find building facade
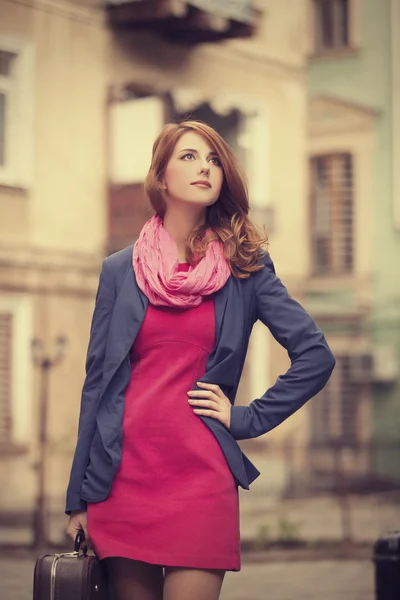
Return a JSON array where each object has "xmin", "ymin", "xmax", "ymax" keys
[
  {"xmin": 305, "ymin": 0, "xmax": 400, "ymax": 492},
  {"xmin": 0, "ymin": 0, "xmax": 318, "ymax": 542},
  {"xmin": 0, "ymin": 0, "xmax": 109, "ymax": 542}
]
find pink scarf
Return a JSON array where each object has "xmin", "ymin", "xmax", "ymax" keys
[{"xmin": 132, "ymin": 214, "xmax": 231, "ymax": 307}]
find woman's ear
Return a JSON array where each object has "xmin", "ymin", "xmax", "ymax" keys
[{"xmin": 159, "ymin": 180, "xmax": 167, "ymax": 191}]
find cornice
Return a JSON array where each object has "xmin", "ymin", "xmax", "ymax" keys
[
  {"xmin": 0, "ymin": 248, "xmax": 101, "ymax": 296},
  {"xmin": 0, "ymin": 243, "xmax": 103, "ymax": 272},
  {"xmin": 203, "ymin": 43, "xmax": 306, "ymax": 82},
  {"xmin": 5, "ymin": 0, "xmax": 106, "ymax": 27}
]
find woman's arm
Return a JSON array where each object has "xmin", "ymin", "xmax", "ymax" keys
[
  {"xmin": 229, "ymin": 254, "xmax": 336, "ymax": 441},
  {"xmin": 65, "ymin": 257, "xmax": 116, "ymax": 514}
]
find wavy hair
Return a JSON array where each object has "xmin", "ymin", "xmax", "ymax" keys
[{"xmin": 144, "ymin": 120, "xmax": 269, "ymax": 278}]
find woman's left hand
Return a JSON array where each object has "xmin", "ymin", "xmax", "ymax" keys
[{"xmin": 187, "ymin": 382, "xmax": 231, "ymax": 430}]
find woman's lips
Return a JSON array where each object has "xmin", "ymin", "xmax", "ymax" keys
[{"xmin": 191, "ymin": 182, "xmax": 211, "ymax": 188}]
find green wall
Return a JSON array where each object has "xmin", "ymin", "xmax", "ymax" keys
[{"xmin": 308, "ymin": 0, "xmax": 400, "ymax": 449}]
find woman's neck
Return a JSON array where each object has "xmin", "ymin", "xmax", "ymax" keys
[{"xmin": 162, "ymin": 207, "xmax": 206, "ymax": 262}]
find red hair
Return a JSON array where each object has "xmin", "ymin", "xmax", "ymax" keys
[{"xmin": 144, "ymin": 120, "xmax": 269, "ymax": 278}]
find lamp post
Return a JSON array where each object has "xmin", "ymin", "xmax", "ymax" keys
[{"xmin": 31, "ymin": 335, "xmax": 68, "ymax": 549}]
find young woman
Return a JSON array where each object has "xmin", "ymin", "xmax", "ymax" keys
[{"xmin": 66, "ymin": 120, "xmax": 336, "ymax": 600}]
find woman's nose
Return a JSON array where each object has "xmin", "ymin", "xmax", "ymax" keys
[{"xmin": 199, "ymin": 164, "xmax": 210, "ymax": 176}]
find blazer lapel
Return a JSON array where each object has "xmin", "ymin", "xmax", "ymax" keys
[
  {"xmin": 100, "ymin": 264, "xmax": 148, "ymax": 397},
  {"xmin": 197, "ymin": 275, "xmax": 234, "ymax": 389},
  {"xmin": 213, "ymin": 274, "xmax": 231, "ymax": 348}
]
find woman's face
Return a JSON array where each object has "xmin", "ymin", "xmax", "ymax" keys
[{"xmin": 161, "ymin": 131, "xmax": 224, "ymax": 208}]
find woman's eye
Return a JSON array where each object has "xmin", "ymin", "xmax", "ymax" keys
[{"xmin": 181, "ymin": 153, "xmax": 221, "ymax": 166}]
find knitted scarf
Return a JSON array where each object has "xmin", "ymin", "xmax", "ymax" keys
[{"xmin": 132, "ymin": 214, "xmax": 231, "ymax": 307}]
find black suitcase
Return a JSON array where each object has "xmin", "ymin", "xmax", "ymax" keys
[
  {"xmin": 33, "ymin": 530, "xmax": 110, "ymax": 600},
  {"xmin": 373, "ymin": 530, "xmax": 400, "ymax": 600}
]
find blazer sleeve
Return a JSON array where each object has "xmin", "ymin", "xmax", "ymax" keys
[
  {"xmin": 229, "ymin": 254, "xmax": 336, "ymax": 441},
  {"xmin": 65, "ymin": 257, "xmax": 116, "ymax": 514}
]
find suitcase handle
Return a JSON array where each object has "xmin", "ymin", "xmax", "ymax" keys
[{"xmin": 74, "ymin": 528, "xmax": 86, "ymax": 554}]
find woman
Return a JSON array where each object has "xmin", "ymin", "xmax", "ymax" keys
[{"xmin": 66, "ymin": 120, "xmax": 336, "ymax": 600}]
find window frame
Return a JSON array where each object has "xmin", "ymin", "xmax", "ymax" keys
[
  {"xmin": 0, "ymin": 50, "xmax": 16, "ymax": 177},
  {"xmin": 0, "ymin": 295, "xmax": 33, "ymax": 453},
  {"xmin": 0, "ymin": 36, "xmax": 34, "ymax": 189},
  {"xmin": 309, "ymin": 152, "xmax": 354, "ymax": 276},
  {"xmin": 0, "ymin": 312, "xmax": 13, "ymax": 445},
  {"xmin": 310, "ymin": 0, "xmax": 360, "ymax": 59},
  {"xmin": 310, "ymin": 354, "xmax": 367, "ymax": 447}
]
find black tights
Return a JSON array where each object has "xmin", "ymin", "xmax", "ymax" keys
[{"xmin": 104, "ymin": 557, "xmax": 225, "ymax": 600}]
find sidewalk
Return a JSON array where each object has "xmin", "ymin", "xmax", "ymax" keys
[
  {"xmin": 239, "ymin": 490, "xmax": 400, "ymax": 542},
  {"xmin": 1, "ymin": 490, "xmax": 399, "ymax": 548},
  {"xmin": 1, "ymin": 554, "xmax": 374, "ymax": 600},
  {"xmin": 0, "ymin": 490, "xmax": 393, "ymax": 600}
]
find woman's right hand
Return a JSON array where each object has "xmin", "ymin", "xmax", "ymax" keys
[{"xmin": 66, "ymin": 510, "xmax": 90, "ymax": 548}]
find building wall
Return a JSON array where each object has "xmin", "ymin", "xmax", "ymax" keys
[
  {"xmin": 372, "ymin": 0, "xmax": 400, "ymax": 446},
  {"xmin": 108, "ymin": 1, "xmax": 312, "ymax": 461},
  {"xmin": 0, "ymin": 0, "xmax": 108, "ymax": 253},
  {"xmin": 108, "ymin": 0, "xmax": 310, "ymax": 276},
  {"xmin": 308, "ymin": 0, "xmax": 400, "ymax": 449},
  {"xmin": 0, "ymin": 0, "xmax": 108, "ymax": 534},
  {"xmin": 0, "ymin": 0, "xmax": 315, "ymax": 531}
]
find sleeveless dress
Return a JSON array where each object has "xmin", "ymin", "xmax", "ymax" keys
[{"xmin": 87, "ymin": 263, "xmax": 241, "ymax": 572}]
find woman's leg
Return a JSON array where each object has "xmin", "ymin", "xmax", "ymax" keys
[
  {"xmin": 104, "ymin": 557, "xmax": 164, "ymax": 600},
  {"xmin": 163, "ymin": 566, "xmax": 226, "ymax": 600}
]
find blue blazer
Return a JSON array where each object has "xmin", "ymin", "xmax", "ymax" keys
[{"xmin": 65, "ymin": 245, "xmax": 336, "ymax": 514}]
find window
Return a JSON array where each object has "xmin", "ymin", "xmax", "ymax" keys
[
  {"xmin": 311, "ymin": 355, "xmax": 364, "ymax": 445},
  {"xmin": 310, "ymin": 153, "xmax": 353, "ymax": 274},
  {"xmin": 0, "ymin": 297, "xmax": 33, "ymax": 451},
  {"xmin": 0, "ymin": 50, "xmax": 17, "ymax": 169},
  {"xmin": 314, "ymin": 0, "xmax": 350, "ymax": 53},
  {"xmin": 0, "ymin": 90, "xmax": 5, "ymax": 166},
  {"xmin": 108, "ymin": 92, "xmax": 165, "ymax": 252},
  {"xmin": 0, "ymin": 38, "xmax": 34, "ymax": 188},
  {"xmin": 0, "ymin": 313, "xmax": 13, "ymax": 445}
]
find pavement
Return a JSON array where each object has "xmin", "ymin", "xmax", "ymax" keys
[
  {"xmin": 238, "ymin": 490, "xmax": 400, "ymax": 543},
  {"xmin": 1, "ymin": 490, "xmax": 392, "ymax": 600},
  {"xmin": 3, "ymin": 491, "xmax": 399, "ymax": 549},
  {"xmin": 1, "ymin": 554, "xmax": 374, "ymax": 600}
]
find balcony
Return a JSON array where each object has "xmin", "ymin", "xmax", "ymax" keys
[{"xmin": 105, "ymin": 0, "xmax": 261, "ymax": 43}]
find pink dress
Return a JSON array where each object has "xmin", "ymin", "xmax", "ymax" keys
[{"xmin": 87, "ymin": 263, "xmax": 241, "ymax": 571}]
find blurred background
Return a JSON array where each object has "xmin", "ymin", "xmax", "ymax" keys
[{"xmin": 0, "ymin": 0, "xmax": 399, "ymax": 598}]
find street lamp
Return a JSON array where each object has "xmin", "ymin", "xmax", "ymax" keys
[{"xmin": 31, "ymin": 335, "xmax": 68, "ymax": 549}]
